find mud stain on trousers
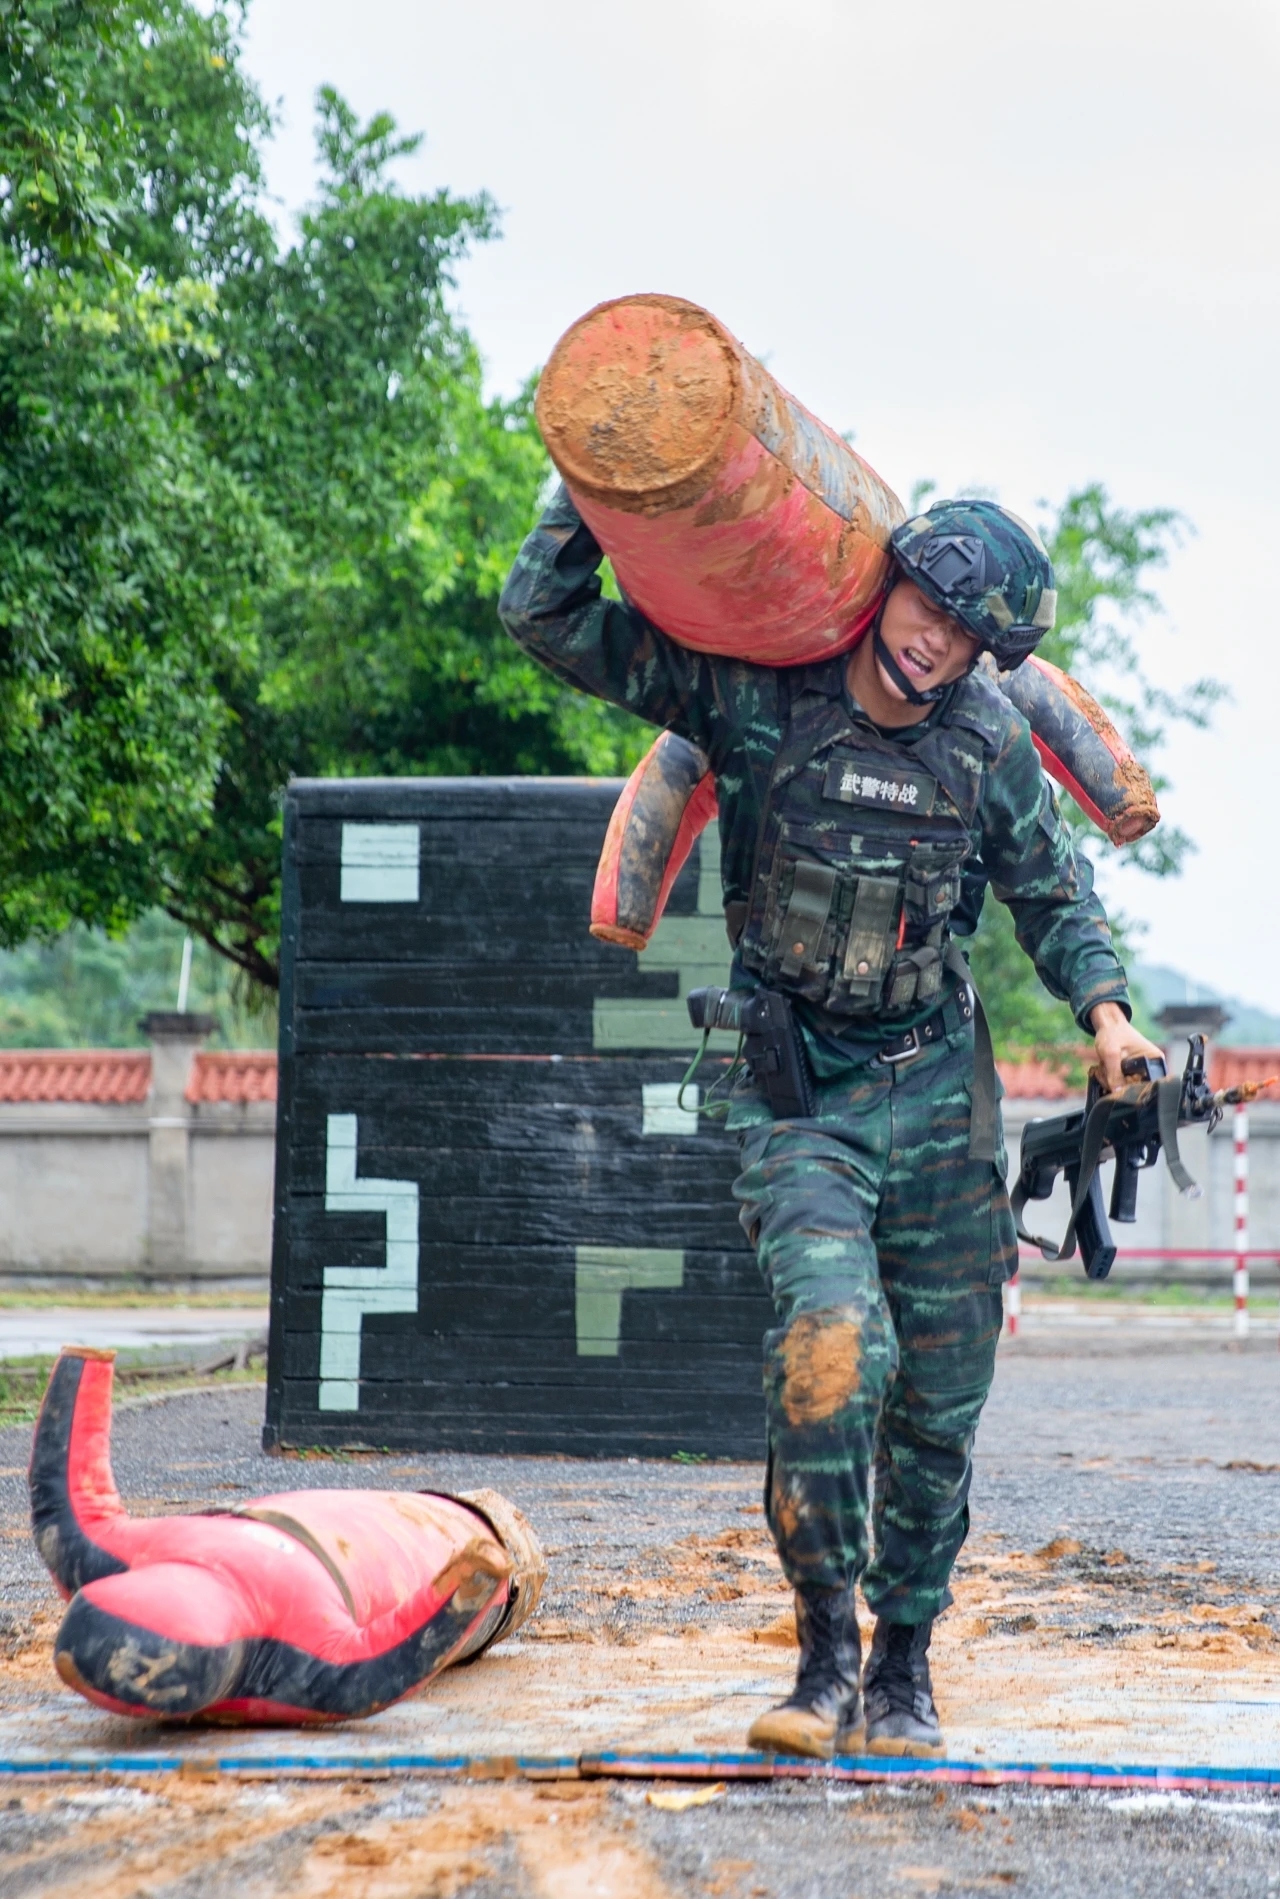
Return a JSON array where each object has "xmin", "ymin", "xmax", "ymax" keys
[{"xmin": 778, "ymin": 1310, "xmax": 862, "ymax": 1428}]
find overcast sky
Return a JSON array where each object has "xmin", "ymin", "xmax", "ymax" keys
[{"xmin": 240, "ymin": 0, "xmax": 1280, "ymax": 1014}]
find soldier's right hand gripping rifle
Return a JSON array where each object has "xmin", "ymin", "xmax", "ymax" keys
[{"xmin": 1012, "ymin": 1036, "xmax": 1276, "ymax": 1280}]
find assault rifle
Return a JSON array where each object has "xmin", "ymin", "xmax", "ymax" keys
[{"xmin": 1012, "ymin": 1035, "xmax": 1273, "ymax": 1281}]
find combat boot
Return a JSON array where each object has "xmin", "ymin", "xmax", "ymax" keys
[
  {"xmin": 747, "ymin": 1585, "xmax": 864, "ymax": 1760},
  {"xmin": 862, "ymin": 1617, "xmax": 946, "ymax": 1758}
]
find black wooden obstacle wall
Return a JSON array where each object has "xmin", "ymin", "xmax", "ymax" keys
[{"xmin": 264, "ymin": 777, "xmax": 771, "ymax": 1457}]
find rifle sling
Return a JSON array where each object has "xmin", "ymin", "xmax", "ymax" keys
[
  {"xmin": 1157, "ymin": 1073, "xmax": 1200, "ymax": 1196},
  {"xmin": 1011, "ymin": 1091, "xmax": 1114, "ymax": 1263},
  {"xmin": 944, "ymin": 942, "xmax": 996, "ymax": 1164}
]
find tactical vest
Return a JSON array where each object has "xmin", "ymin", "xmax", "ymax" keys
[{"xmin": 737, "ymin": 669, "xmax": 1002, "ymax": 1019}]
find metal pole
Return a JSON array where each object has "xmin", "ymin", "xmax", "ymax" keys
[
  {"xmin": 175, "ymin": 936, "xmax": 193, "ymax": 1014},
  {"xmin": 1233, "ymin": 1102, "xmax": 1249, "ymax": 1341}
]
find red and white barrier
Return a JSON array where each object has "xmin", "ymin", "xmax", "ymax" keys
[{"xmin": 1008, "ymin": 1241, "xmax": 1280, "ymax": 1342}]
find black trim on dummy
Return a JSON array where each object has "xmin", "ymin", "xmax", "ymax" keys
[
  {"xmin": 54, "ymin": 1578, "xmax": 501, "ymax": 1722},
  {"xmin": 28, "ymin": 1356, "xmax": 128, "ymax": 1596}
]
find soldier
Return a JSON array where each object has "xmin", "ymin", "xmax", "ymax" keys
[{"xmin": 499, "ymin": 490, "xmax": 1163, "ymax": 1760}]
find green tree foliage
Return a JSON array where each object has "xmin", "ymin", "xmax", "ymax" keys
[
  {"xmin": 1036, "ymin": 485, "xmax": 1222, "ymax": 878},
  {"xmin": 88, "ymin": 0, "xmax": 273, "ymax": 280},
  {"xmin": 0, "ymin": 14, "xmax": 283, "ymax": 971},
  {"xmin": 0, "ymin": 1, "xmax": 1211, "ymax": 1032},
  {"xmin": 0, "ymin": 0, "xmax": 276, "ymax": 954},
  {"xmin": 0, "ymin": 0, "xmax": 132, "ymax": 261},
  {"xmin": 0, "ymin": 269, "xmax": 273, "ymax": 944},
  {"xmin": 0, "ymin": 2, "xmax": 645, "ymax": 995},
  {"xmin": 164, "ymin": 84, "xmax": 642, "ymax": 985},
  {"xmin": 0, "ymin": 911, "xmax": 275, "ymax": 1046}
]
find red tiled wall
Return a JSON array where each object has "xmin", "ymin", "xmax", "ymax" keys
[
  {"xmin": 0, "ymin": 1051, "xmax": 151, "ymax": 1104},
  {"xmin": 187, "ymin": 1052, "xmax": 278, "ymax": 1105},
  {"xmin": 0, "ymin": 1049, "xmax": 278, "ymax": 1106},
  {"xmin": 0, "ymin": 1045, "xmax": 1274, "ymax": 1110}
]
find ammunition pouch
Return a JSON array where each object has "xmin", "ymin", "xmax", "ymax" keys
[{"xmin": 747, "ymin": 836, "xmax": 969, "ymax": 1019}]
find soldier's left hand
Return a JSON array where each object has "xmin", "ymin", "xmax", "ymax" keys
[{"xmin": 1088, "ymin": 1001, "xmax": 1166, "ymax": 1094}]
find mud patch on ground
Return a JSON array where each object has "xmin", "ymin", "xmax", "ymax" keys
[
  {"xmin": 927, "ymin": 1531, "xmax": 1280, "ymax": 1756},
  {"xmin": 0, "ymin": 1778, "xmax": 681, "ymax": 1899},
  {"xmin": 600, "ymin": 1521, "xmax": 789, "ymax": 1617},
  {"xmin": 948, "ymin": 1531, "xmax": 1280, "ymax": 1657},
  {"xmin": 0, "ymin": 1779, "xmax": 397, "ymax": 1899},
  {"xmin": 0, "ymin": 1597, "xmax": 62, "ymax": 1698},
  {"xmin": 3, "ymin": 1519, "xmax": 1277, "ymax": 1759}
]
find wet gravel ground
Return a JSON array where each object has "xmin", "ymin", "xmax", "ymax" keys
[
  {"xmin": 978, "ymin": 1340, "xmax": 1280, "ymax": 1591},
  {"xmin": 3, "ymin": 1339, "xmax": 1277, "ymax": 1616},
  {"xmin": 0, "ymin": 1340, "xmax": 1277, "ymax": 1895},
  {"xmin": 0, "ymin": 1774, "xmax": 1276, "ymax": 1898},
  {"xmin": 635, "ymin": 1779, "xmax": 1280, "ymax": 1899}
]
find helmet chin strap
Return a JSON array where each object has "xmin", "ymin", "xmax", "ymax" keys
[{"xmin": 872, "ymin": 627, "xmax": 950, "ymax": 706}]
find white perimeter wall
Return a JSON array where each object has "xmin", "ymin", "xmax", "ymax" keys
[
  {"xmin": 0, "ymin": 1100, "xmax": 274, "ymax": 1285},
  {"xmin": 0, "ymin": 1088, "xmax": 1275, "ymax": 1289}
]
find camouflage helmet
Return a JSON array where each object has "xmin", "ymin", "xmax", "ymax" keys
[{"xmin": 889, "ymin": 500, "xmax": 1057, "ymax": 671}]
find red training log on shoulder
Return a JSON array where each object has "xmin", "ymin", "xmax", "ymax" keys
[
  {"xmin": 29, "ymin": 1349, "xmax": 546, "ymax": 1724},
  {"xmin": 1000, "ymin": 654, "xmax": 1159, "ymax": 845},
  {"xmin": 537, "ymin": 294, "xmax": 904, "ymax": 668}
]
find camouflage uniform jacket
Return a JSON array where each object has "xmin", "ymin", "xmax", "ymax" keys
[{"xmin": 500, "ymin": 486, "xmax": 1130, "ymax": 1050}]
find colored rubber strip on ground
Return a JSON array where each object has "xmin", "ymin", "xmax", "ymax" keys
[{"xmin": 0, "ymin": 1752, "xmax": 1276, "ymax": 1791}]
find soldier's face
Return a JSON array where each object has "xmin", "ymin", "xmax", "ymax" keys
[{"xmin": 877, "ymin": 581, "xmax": 980, "ymax": 698}]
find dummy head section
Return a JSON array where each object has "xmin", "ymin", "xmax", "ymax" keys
[{"xmin": 29, "ymin": 1349, "xmax": 129, "ymax": 1598}]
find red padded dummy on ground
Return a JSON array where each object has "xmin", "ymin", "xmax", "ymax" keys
[{"xmin": 30, "ymin": 1348, "xmax": 545, "ymax": 1724}]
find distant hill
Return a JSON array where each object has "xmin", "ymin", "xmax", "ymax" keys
[{"xmin": 1132, "ymin": 963, "xmax": 1280, "ymax": 1048}]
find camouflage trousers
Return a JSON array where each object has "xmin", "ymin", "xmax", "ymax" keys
[{"xmin": 729, "ymin": 1022, "xmax": 1016, "ymax": 1623}]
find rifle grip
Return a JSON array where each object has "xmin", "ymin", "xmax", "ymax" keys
[
  {"xmin": 1067, "ymin": 1163, "xmax": 1118, "ymax": 1281},
  {"xmin": 1109, "ymin": 1145, "xmax": 1142, "ymax": 1224}
]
